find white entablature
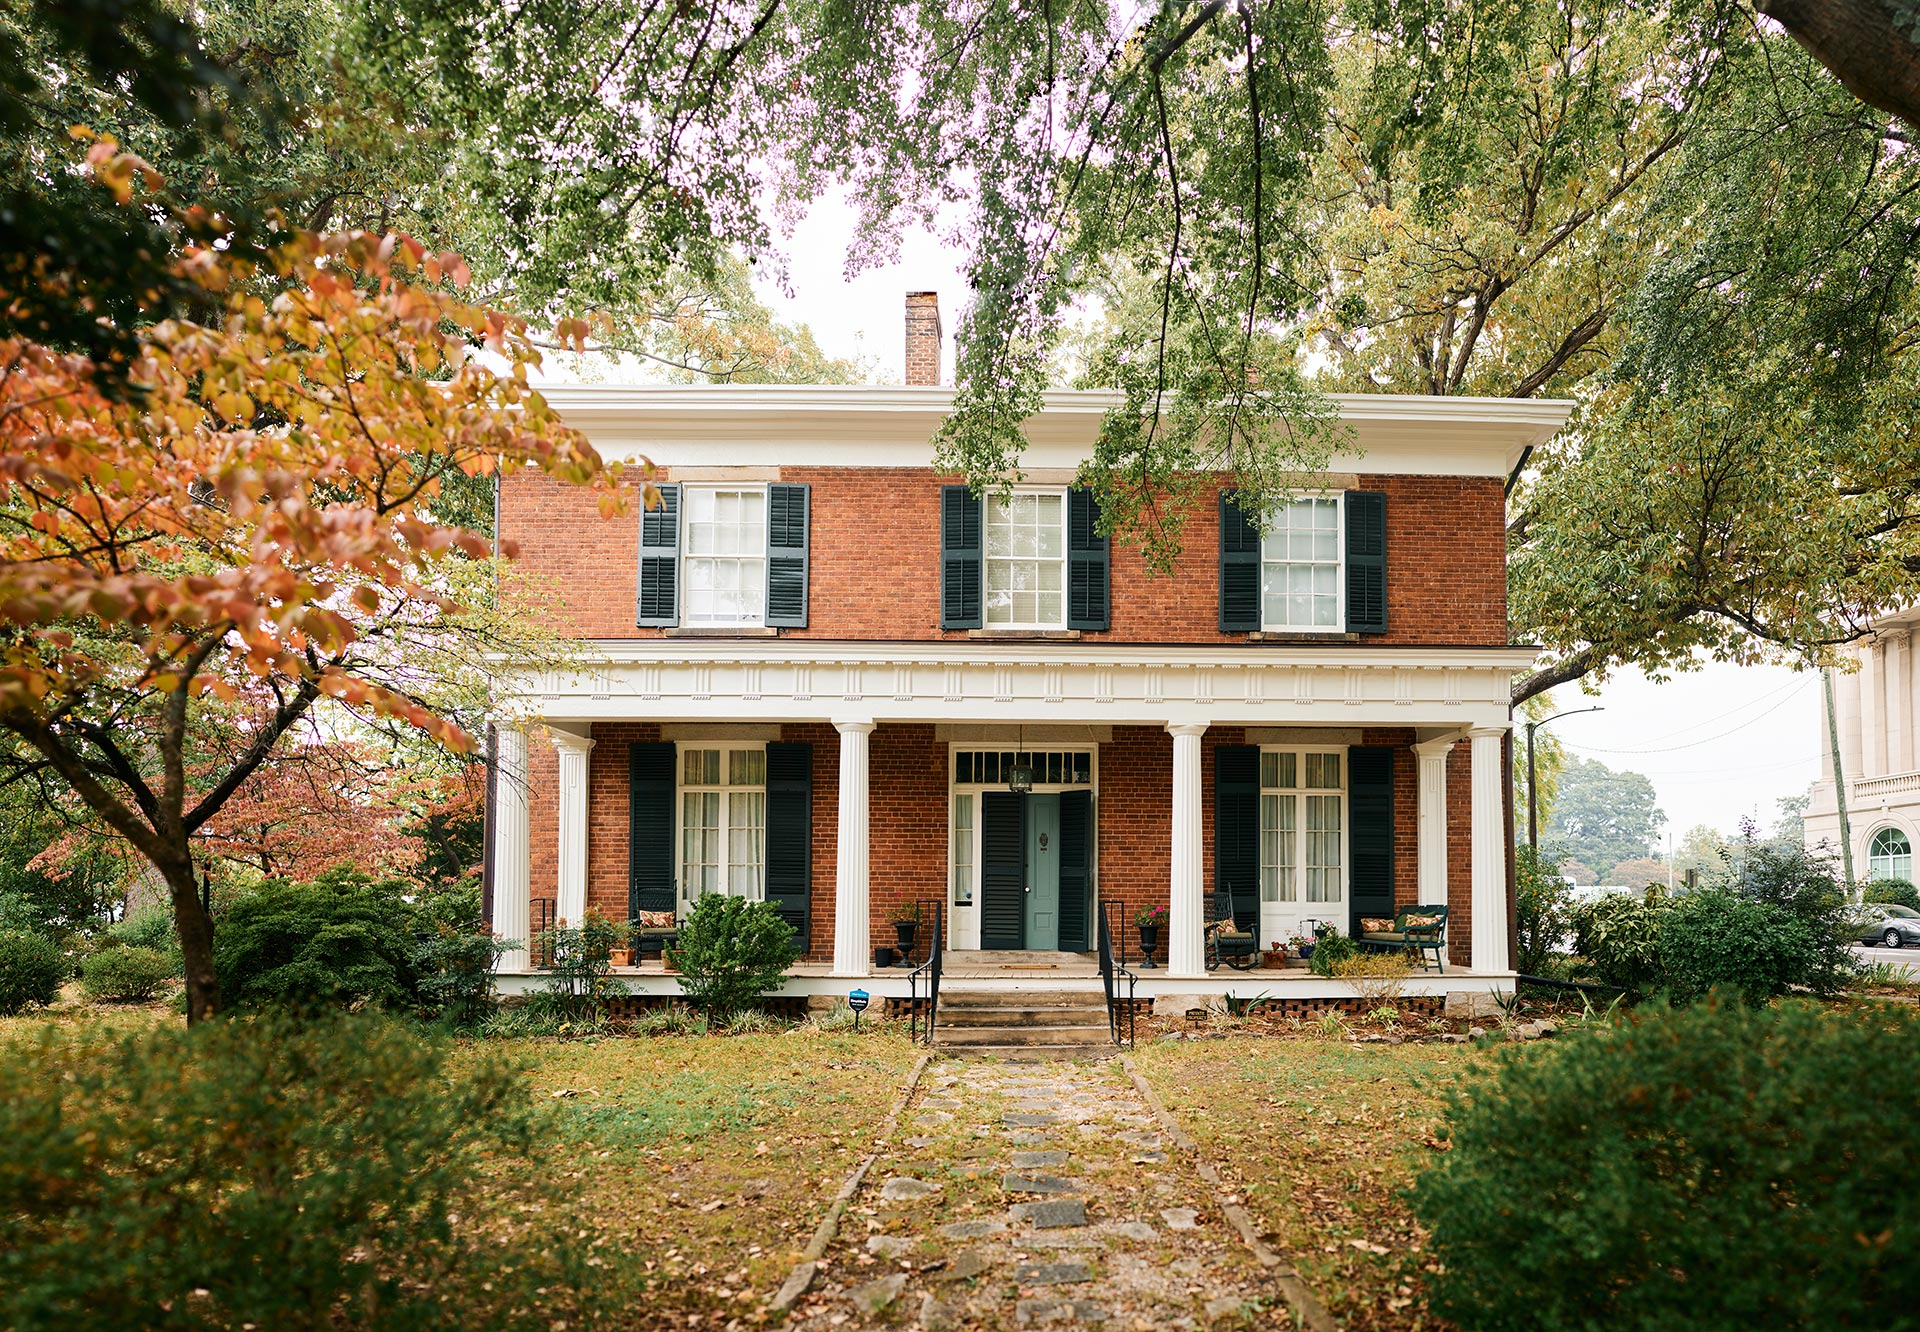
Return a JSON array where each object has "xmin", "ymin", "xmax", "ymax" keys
[{"xmin": 502, "ymin": 640, "xmax": 1530, "ymax": 728}]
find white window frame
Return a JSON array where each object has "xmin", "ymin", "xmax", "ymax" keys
[
  {"xmin": 1257, "ymin": 746, "xmax": 1348, "ymax": 942},
  {"xmin": 675, "ymin": 742, "xmax": 768, "ymax": 907},
  {"xmin": 984, "ymin": 487, "xmax": 1070, "ymax": 630},
  {"xmin": 1259, "ymin": 492, "xmax": 1345, "ymax": 634},
  {"xmin": 946, "ymin": 744, "xmax": 1099, "ymax": 951},
  {"xmin": 681, "ymin": 485, "xmax": 768, "ymax": 628},
  {"xmin": 1869, "ymin": 826, "xmax": 1912, "ymax": 882}
]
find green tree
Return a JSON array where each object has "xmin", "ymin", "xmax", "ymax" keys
[
  {"xmin": 1672, "ymin": 824, "xmax": 1732, "ymax": 881},
  {"xmin": 1545, "ymin": 758, "xmax": 1667, "ymax": 875},
  {"xmin": 1604, "ymin": 857, "xmax": 1672, "ymax": 891}
]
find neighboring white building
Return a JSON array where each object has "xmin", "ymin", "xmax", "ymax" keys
[{"xmin": 1807, "ymin": 610, "xmax": 1920, "ymax": 886}]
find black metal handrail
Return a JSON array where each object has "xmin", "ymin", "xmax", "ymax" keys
[
  {"xmin": 1097, "ymin": 905, "xmax": 1137, "ymax": 1049},
  {"xmin": 908, "ymin": 901, "xmax": 944, "ymax": 1046},
  {"xmin": 1100, "ymin": 897, "xmax": 1130, "ymax": 966}
]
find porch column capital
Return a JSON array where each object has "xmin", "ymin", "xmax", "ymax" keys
[
  {"xmin": 1465, "ymin": 723, "xmax": 1509, "ymax": 740},
  {"xmin": 1165, "ymin": 721, "xmax": 1210, "ymax": 739},
  {"xmin": 833, "ymin": 718, "xmax": 877, "ymax": 736},
  {"xmin": 549, "ymin": 728, "xmax": 596, "ymax": 753},
  {"xmin": 1412, "ymin": 730, "xmax": 1462, "ymax": 758}
]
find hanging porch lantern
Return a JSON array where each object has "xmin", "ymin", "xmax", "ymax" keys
[{"xmin": 1008, "ymin": 725, "xmax": 1033, "ymax": 794}]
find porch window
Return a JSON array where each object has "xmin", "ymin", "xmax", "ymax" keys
[
  {"xmin": 683, "ymin": 487, "xmax": 768, "ymax": 626},
  {"xmin": 678, "ymin": 745, "xmax": 766, "ymax": 900},
  {"xmin": 1259, "ymin": 749, "xmax": 1344, "ymax": 905},
  {"xmin": 1260, "ymin": 495, "xmax": 1343, "ymax": 631},
  {"xmin": 1870, "ymin": 827, "xmax": 1912, "ymax": 882},
  {"xmin": 951, "ymin": 794, "xmax": 975, "ymax": 905},
  {"xmin": 985, "ymin": 490, "xmax": 1067, "ymax": 628}
]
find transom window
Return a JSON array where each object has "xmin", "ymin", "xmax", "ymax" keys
[
  {"xmin": 683, "ymin": 487, "xmax": 766, "ymax": 626},
  {"xmin": 1870, "ymin": 827, "xmax": 1912, "ymax": 882},
  {"xmin": 1261, "ymin": 496, "xmax": 1343, "ymax": 631},
  {"xmin": 678, "ymin": 745, "xmax": 766, "ymax": 902},
  {"xmin": 986, "ymin": 491, "xmax": 1066, "ymax": 628},
  {"xmin": 953, "ymin": 749, "xmax": 1092, "ymax": 786},
  {"xmin": 1259, "ymin": 750, "xmax": 1345, "ymax": 904}
]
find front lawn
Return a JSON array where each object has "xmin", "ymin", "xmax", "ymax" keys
[{"xmin": 1132, "ymin": 1032, "xmax": 1486, "ymax": 1331}]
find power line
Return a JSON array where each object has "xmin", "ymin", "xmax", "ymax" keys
[{"xmin": 1563, "ymin": 678, "xmax": 1813, "ymax": 756}]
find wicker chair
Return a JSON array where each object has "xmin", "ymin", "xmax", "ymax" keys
[{"xmin": 1205, "ymin": 889, "xmax": 1259, "ymax": 971}]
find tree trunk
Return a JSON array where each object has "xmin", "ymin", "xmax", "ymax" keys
[
  {"xmin": 162, "ymin": 855, "xmax": 222, "ymax": 1024},
  {"xmin": 1758, "ymin": 0, "xmax": 1920, "ymax": 127}
]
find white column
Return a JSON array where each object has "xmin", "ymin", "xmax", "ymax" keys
[
  {"xmin": 1468, "ymin": 726, "xmax": 1511, "ymax": 974},
  {"xmin": 1890, "ymin": 629, "xmax": 1912, "ymax": 774},
  {"xmin": 1864, "ymin": 640, "xmax": 1886, "ymax": 778},
  {"xmin": 1413, "ymin": 735, "xmax": 1458, "ymax": 908},
  {"xmin": 832, "ymin": 720, "xmax": 875, "ymax": 977},
  {"xmin": 552, "ymin": 730, "xmax": 595, "ymax": 926},
  {"xmin": 492, "ymin": 725, "xmax": 532, "ymax": 972},
  {"xmin": 1166, "ymin": 722, "xmax": 1209, "ymax": 978}
]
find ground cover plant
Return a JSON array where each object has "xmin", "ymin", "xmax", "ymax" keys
[{"xmin": 1411, "ymin": 999, "xmax": 1920, "ymax": 1332}]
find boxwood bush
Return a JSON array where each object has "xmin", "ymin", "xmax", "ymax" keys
[
  {"xmin": 78, "ymin": 945, "xmax": 171, "ymax": 1003},
  {"xmin": 213, "ymin": 873, "xmax": 420, "ymax": 1012},
  {"xmin": 0, "ymin": 929, "xmax": 65, "ymax": 1016},
  {"xmin": 0, "ymin": 1009, "xmax": 599, "ymax": 1331},
  {"xmin": 1411, "ymin": 1000, "xmax": 1920, "ymax": 1332},
  {"xmin": 673, "ymin": 893, "xmax": 796, "ymax": 1019}
]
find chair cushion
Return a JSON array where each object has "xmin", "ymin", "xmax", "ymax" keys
[
  {"xmin": 1366, "ymin": 930, "xmax": 1413, "ymax": 943},
  {"xmin": 1403, "ymin": 913, "xmax": 1443, "ymax": 930},
  {"xmin": 1361, "ymin": 916, "xmax": 1396, "ymax": 934},
  {"xmin": 635, "ymin": 910, "xmax": 677, "ymax": 930}
]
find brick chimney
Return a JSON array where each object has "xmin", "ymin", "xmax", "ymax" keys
[{"xmin": 904, "ymin": 291, "xmax": 942, "ymax": 386}]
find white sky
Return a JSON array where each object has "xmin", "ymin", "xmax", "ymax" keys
[{"xmin": 749, "ymin": 200, "xmax": 1821, "ymax": 846}]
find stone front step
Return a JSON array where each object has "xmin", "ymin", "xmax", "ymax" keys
[
  {"xmin": 940, "ymin": 1042, "xmax": 1120, "ymax": 1062},
  {"xmin": 938, "ymin": 1004, "xmax": 1109, "ymax": 1028},
  {"xmin": 938, "ymin": 989, "xmax": 1106, "ymax": 1009},
  {"xmin": 933, "ymin": 985, "xmax": 1116, "ymax": 1054},
  {"xmin": 936, "ymin": 1023, "xmax": 1115, "ymax": 1047}
]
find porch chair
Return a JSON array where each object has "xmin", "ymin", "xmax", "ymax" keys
[
  {"xmin": 626, "ymin": 887, "xmax": 680, "ymax": 962},
  {"xmin": 1205, "ymin": 889, "xmax": 1259, "ymax": 971},
  {"xmin": 1357, "ymin": 905, "xmax": 1448, "ymax": 972}
]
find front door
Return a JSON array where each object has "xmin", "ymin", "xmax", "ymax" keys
[{"xmin": 1025, "ymin": 794, "xmax": 1061, "ymax": 950}]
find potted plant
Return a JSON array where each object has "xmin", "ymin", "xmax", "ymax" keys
[
  {"xmin": 662, "ymin": 948, "xmax": 682, "ymax": 974},
  {"xmin": 1261, "ymin": 940, "xmax": 1288, "ymax": 969},
  {"xmin": 1290, "ymin": 932, "xmax": 1315, "ymax": 962},
  {"xmin": 1135, "ymin": 905, "xmax": 1167, "ymax": 969},
  {"xmin": 891, "ymin": 902, "xmax": 922, "ymax": 959},
  {"xmin": 606, "ymin": 918, "xmax": 634, "ymax": 968}
]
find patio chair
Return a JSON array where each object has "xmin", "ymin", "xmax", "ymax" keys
[
  {"xmin": 1357, "ymin": 905, "xmax": 1448, "ymax": 972},
  {"xmin": 1205, "ymin": 889, "xmax": 1259, "ymax": 971}
]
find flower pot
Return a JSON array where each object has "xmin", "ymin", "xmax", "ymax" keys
[
  {"xmin": 1137, "ymin": 923, "xmax": 1160, "ymax": 969},
  {"xmin": 875, "ymin": 945, "xmax": 898, "ymax": 969},
  {"xmin": 1261, "ymin": 951, "xmax": 1287, "ymax": 970},
  {"xmin": 608, "ymin": 948, "xmax": 634, "ymax": 968},
  {"xmin": 893, "ymin": 920, "xmax": 919, "ymax": 952},
  {"xmin": 662, "ymin": 951, "xmax": 680, "ymax": 974},
  {"xmin": 1297, "ymin": 942, "xmax": 1316, "ymax": 961}
]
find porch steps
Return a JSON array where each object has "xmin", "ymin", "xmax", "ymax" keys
[{"xmin": 932, "ymin": 988, "xmax": 1115, "ymax": 1061}]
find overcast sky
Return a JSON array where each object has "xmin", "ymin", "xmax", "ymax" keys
[{"xmin": 745, "ymin": 196, "xmax": 1822, "ymax": 846}]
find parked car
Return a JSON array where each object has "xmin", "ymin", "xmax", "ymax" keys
[{"xmin": 1856, "ymin": 903, "xmax": 1920, "ymax": 949}]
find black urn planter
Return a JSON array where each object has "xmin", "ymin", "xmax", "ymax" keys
[
  {"xmin": 893, "ymin": 920, "xmax": 919, "ymax": 963},
  {"xmin": 1137, "ymin": 922, "xmax": 1160, "ymax": 969}
]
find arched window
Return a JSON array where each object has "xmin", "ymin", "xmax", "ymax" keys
[{"xmin": 1868, "ymin": 827, "xmax": 1912, "ymax": 883}]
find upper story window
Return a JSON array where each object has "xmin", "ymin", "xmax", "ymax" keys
[
  {"xmin": 985, "ymin": 490, "xmax": 1067, "ymax": 629},
  {"xmin": 1261, "ymin": 495, "xmax": 1343, "ymax": 632},
  {"xmin": 684, "ymin": 487, "xmax": 768, "ymax": 626}
]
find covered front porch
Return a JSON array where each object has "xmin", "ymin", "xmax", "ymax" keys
[{"xmin": 488, "ymin": 641, "xmax": 1527, "ymax": 991}]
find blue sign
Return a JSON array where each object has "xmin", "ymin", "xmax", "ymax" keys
[{"xmin": 847, "ymin": 988, "xmax": 870, "ymax": 1012}]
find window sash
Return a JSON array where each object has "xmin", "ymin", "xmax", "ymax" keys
[
  {"xmin": 683, "ymin": 487, "xmax": 767, "ymax": 625},
  {"xmin": 952, "ymin": 793, "xmax": 975, "ymax": 905},
  {"xmin": 1259, "ymin": 495, "xmax": 1342, "ymax": 631},
  {"xmin": 678, "ymin": 745, "xmax": 767, "ymax": 902},
  {"xmin": 1870, "ymin": 829, "xmax": 1912, "ymax": 882},
  {"xmin": 1259, "ymin": 749, "xmax": 1345, "ymax": 906},
  {"xmin": 985, "ymin": 491, "xmax": 1067, "ymax": 628}
]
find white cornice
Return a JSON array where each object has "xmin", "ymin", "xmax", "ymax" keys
[{"xmin": 531, "ymin": 384, "xmax": 1572, "ymax": 479}]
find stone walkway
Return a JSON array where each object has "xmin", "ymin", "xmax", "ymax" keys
[{"xmin": 784, "ymin": 1057, "xmax": 1276, "ymax": 1330}]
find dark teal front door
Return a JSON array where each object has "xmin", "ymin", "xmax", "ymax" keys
[{"xmin": 1024, "ymin": 794, "xmax": 1061, "ymax": 950}]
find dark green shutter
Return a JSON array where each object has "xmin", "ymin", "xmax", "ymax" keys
[
  {"xmin": 981, "ymin": 792, "xmax": 1025, "ymax": 949},
  {"xmin": 1348, "ymin": 746, "xmax": 1395, "ymax": 933},
  {"xmin": 1345, "ymin": 490, "xmax": 1388, "ymax": 634},
  {"xmin": 1215, "ymin": 745, "xmax": 1260, "ymax": 933},
  {"xmin": 1058, "ymin": 789, "xmax": 1091, "ymax": 951},
  {"xmin": 940, "ymin": 485, "xmax": 983, "ymax": 629},
  {"xmin": 765, "ymin": 742, "xmax": 811, "ymax": 955},
  {"xmin": 766, "ymin": 484, "xmax": 809, "ymax": 628},
  {"xmin": 1066, "ymin": 488, "xmax": 1110, "ymax": 631},
  {"xmin": 636, "ymin": 483, "xmax": 680, "ymax": 627},
  {"xmin": 627, "ymin": 742, "xmax": 677, "ymax": 916},
  {"xmin": 1219, "ymin": 491, "xmax": 1261, "ymax": 632}
]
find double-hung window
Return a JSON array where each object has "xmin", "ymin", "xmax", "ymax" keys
[
  {"xmin": 678, "ymin": 745, "xmax": 766, "ymax": 901},
  {"xmin": 985, "ymin": 491, "xmax": 1066, "ymax": 629},
  {"xmin": 1261, "ymin": 495, "xmax": 1343, "ymax": 632},
  {"xmin": 1259, "ymin": 749, "xmax": 1345, "ymax": 906},
  {"xmin": 683, "ymin": 487, "xmax": 768, "ymax": 626}
]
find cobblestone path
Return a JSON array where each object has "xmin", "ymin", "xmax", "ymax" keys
[{"xmin": 784, "ymin": 1057, "xmax": 1277, "ymax": 1330}]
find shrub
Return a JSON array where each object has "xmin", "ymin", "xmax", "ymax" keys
[
  {"xmin": 1870, "ymin": 877, "xmax": 1920, "ymax": 912},
  {"xmin": 0, "ymin": 889, "xmax": 37, "ymax": 935},
  {"xmin": 1515, "ymin": 845, "xmax": 1574, "ymax": 973},
  {"xmin": 1655, "ymin": 891, "xmax": 1820, "ymax": 1005},
  {"xmin": 213, "ymin": 872, "xmax": 419, "ymax": 1012},
  {"xmin": 0, "ymin": 929, "xmax": 65, "ymax": 1015},
  {"xmin": 533, "ymin": 910, "xmax": 627, "ymax": 1022},
  {"xmin": 1307, "ymin": 927, "xmax": 1357, "ymax": 977},
  {"xmin": 673, "ymin": 893, "xmax": 796, "ymax": 1019},
  {"xmin": 1722, "ymin": 836, "xmax": 1856, "ymax": 995},
  {"xmin": 78, "ymin": 946, "xmax": 171, "ymax": 1003},
  {"xmin": 1411, "ymin": 1000, "xmax": 1920, "ymax": 1331},
  {"xmin": 107, "ymin": 905, "xmax": 176, "ymax": 954},
  {"xmin": 0, "ymin": 1009, "xmax": 599, "ymax": 1330},
  {"xmin": 1331, "ymin": 951, "xmax": 1411, "ymax": 1006},
  {"xmin": 1571, "ymin": 889, "xmax": 1669, "ymax": 997}
]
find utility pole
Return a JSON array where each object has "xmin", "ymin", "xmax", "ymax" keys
[
  {"xmin": 1825, "ymin": 667, "xmax": 1857, "ymax": 894},
  {"xmin": 1526, "ymin": 706, "xmax": 1604, "ymax": 853}
]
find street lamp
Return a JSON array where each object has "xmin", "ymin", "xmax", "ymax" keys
[{"xmin": 1525, "ymin": 705, "xmax": 1603, "ymax": 853}]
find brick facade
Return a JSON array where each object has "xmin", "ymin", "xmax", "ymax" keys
[{"xmin": 499, "ymin": 466, "xmax": 1507, "ymax": 647}]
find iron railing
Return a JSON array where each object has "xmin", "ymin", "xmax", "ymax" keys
[
  {"xmin": 1100, "ymin": 897, "xmax": 1130, "ymax": 966},
  {"xmin": 1097, "ymin": 905, "xmax": 1137, "ymax": 1049},
  {"xmin": 908, "ymin": 902, "xmax": 944, "ymax": 1046},
  {"xmin": 530, "ymin": 896, "xmax": 556, "ymax": 968}
]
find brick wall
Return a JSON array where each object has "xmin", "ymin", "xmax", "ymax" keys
[
  {"xmin": 498, "ymin": 466, "xmax": 1508, "ymax": 645},
  {"xmin": 538, "ymin": 721, "xmax": 1478, "ymax": 967}
]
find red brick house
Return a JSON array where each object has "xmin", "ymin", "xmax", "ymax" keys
[{"xmin": 486, "ymin": 296, "xmax": 1567, "ymax": 1001}]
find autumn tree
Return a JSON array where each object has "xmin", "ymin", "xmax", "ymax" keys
[{"xmin": 0, "ymin": 142, "xmax": 625, "ymax": 1021}]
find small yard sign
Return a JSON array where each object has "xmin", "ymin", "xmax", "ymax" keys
[{"xmin": 848, "ymin": 988, "xmax": 870, "ymax": 1031}]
